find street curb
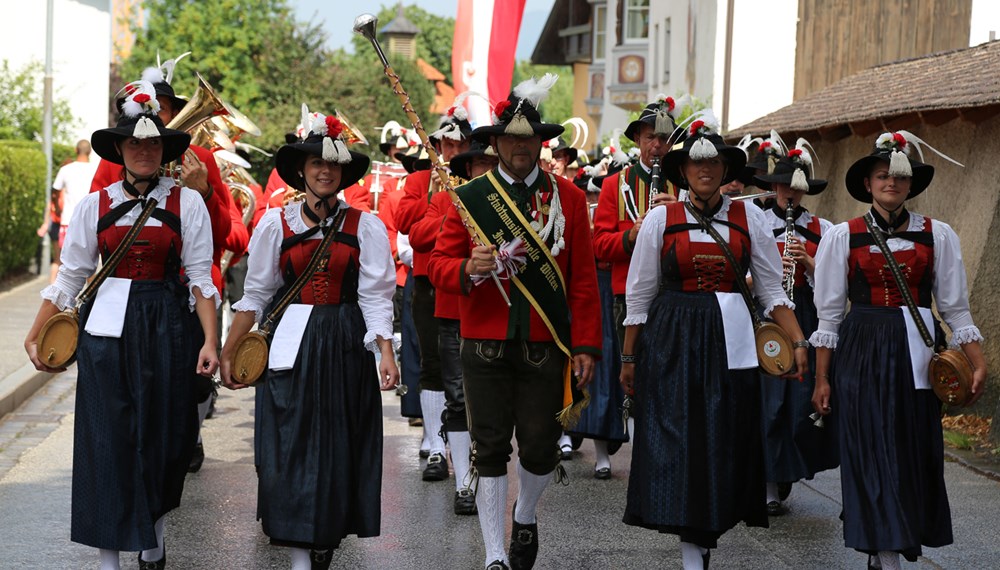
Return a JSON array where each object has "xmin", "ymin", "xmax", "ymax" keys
[
  {"xmin": 0, "ymin": 364, "xmax": 56, "ymax": 420},
  {"xmin": 943, "ymin": 448, "xmax": 1000, "ymax": 483}
]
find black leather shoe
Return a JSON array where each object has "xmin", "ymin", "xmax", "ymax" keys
[
  {"xmin": 777, "ymin": 481, "xmax": 793, "ymax": 501},
  {"xmin": 138, "ymin": 548, "xmax": 166, "ymax": 570},
  {"xmin": 766, "ymin": 500, "xmax": 787, "ymax": 516},
  {"xmin": 508, "ymin": 503, "xmax": 538, "ymax": 570},
  {"xmin": 594, "ymin": 467, "xmax": 611, "ymax": 480},
  {"xmin": 418, "ymin": 449, "xmax": 430, "ymax": 459},
  {"xmin": 559, "ymin": 444, "xmax": 573, "ymax": 461},
  {"xmin": 486, "ymin": 560, "xmax": 509, "ymax": 570},
  {"xmin": 422, "ymin": 453, "xmax": 449, "ymax": 481},
  {"xmin": 454, "ymin": 488, "xmax": 477, "ymax": 515},
  {"xmin": 310, "ymin": 549, "xmax": 333, "ymax": 570},
  {"xmin": 188, "ymin": 443, "xmax": 204, "ymax": 473}
]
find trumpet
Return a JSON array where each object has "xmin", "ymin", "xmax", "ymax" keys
[{"xmin": 355, "ymin": 12, "xmax": 510, "ymax": 306}]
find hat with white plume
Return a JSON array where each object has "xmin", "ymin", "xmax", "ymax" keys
[
  {"xmin": 661, "ymin": 108, "xmax": 747, "ymax": 190},
  {"xmin": 745, "ymin": 129, "xmax": 789, "ymax": 174},
  {"xmin": 471, "ymin": 74, "xmax": 565, "ymax": 143},
  {"xmin": 625, "ymin": 93, "xmax": 688, "ymax": 140},
  {"xmin": 93, "ymin": 79, "xmax": 190, "ymax": 166},
  {"xmin": 275, "ymin": 103, "xmax": 370, "ymax": 191},
  {"xmin": 429, "ymin": 91, "xmax": 486, "ymax": 143},
  {"xmin": 753, "ymin": 137, "xmax": 828, "ymax": 195},
  {"xmin": 117, "ymin": 51, "xmax": 191, "ymax": 114},
  {"xmin": 844, "ymin": 130, "xmax": 963, "ymax": 202}
]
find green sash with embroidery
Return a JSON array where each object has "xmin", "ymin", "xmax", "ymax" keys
[{"xmin": 455, "ymin": 170, "xmax": 589, "ymax": 428}]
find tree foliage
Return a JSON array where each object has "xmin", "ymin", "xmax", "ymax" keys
[
  {"xmin": 0, "ymin": 60, "xmax": 77, "ymax": 144},
  {"xmin": 351, "ymin": 4, "xmax": 455, "ymax": 82},
  {"xmin": 512, "ymin": 62, "xmax": 573, "ymax": 125}
]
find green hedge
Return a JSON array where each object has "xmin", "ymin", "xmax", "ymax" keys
[{"xmin": 0, "ymin": 142, "xmax": 46, "ymax": 278}]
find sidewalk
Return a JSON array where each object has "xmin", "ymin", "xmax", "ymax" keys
[{"xmin": 0, "ymin": 275, "xmax": 59, "ymax": 419}]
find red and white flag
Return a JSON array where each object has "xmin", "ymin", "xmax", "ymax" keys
[{"xmin": 452, "ymin": 0, "xmax": 527, "ymax": 128}]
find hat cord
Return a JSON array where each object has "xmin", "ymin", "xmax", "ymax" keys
[
  {"xmin": 122, "ymin": 167, "xmax": 159, "ymax": 199},
  {"xmin": 301, "ymin": 178, "xmax": 337, "ymax": 226}
]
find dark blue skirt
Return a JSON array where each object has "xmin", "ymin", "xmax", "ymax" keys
[
  {"xmin": 399, "ymin": 271, "xmax": 422, "ymax": 418},
  {"xmin": 760, "ymin": 285, "xmax": 839, "ymax": 483},
  {"xmin": 568, "ymin": 269, "xmax": 627, "ymax": 443},
  {"xmin": 624, "ymin": 290, "xmax": 767, "ymax": 541},
  {"xmin": 834, "ymin": 305, "xmax": 951, "ymax": 560},
  {"xmin": 255, "ymin": 302, "xmax": 382, "ymax": 548},
  {"xmin": 72, "ymin": 280, "xmax": 201, "ymax": 550}
]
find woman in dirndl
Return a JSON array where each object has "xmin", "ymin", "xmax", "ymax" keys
[
  {"xmin": 25, "ymin": 80, "xmax": 219, "ymax": 570},
  {"xmin": 751, "ymin": 143, "xmax": 840, "ymax": 516},
  {"xmin": 810, "ymin": 132, "xmax": 986, "ymax": 570},
  {"xmin": 620, "ymin": 114, "xmax": 808, "ymax": 569},
  {"xmin": 220, "ymin": 107, "xmax": 399, "ymax": 570}
]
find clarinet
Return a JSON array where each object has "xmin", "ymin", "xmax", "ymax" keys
[
  {"xmin": 649, "ymin": 156, "xmax": 662, "ymax": 208},
  {"xmin": 782, "ymin": 199, "xmax": 797, "ymax": 302}
]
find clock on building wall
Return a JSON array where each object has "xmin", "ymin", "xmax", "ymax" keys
[{"xmin": 618, "ymin": 55, "xmax": 645, "ymax": 84}]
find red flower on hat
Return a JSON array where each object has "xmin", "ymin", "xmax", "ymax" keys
[
  {"xmin": 788, "ymin": 149, "xmax": 803, "ymax": 158},
  {"xmin": 494, "ymin": 100, "xmax": 511, "ymax": 118},
  {"xmin": 542, "ymin": 140, "xmax": 550, "ymax": 148},
  {"xmin": 409, "ymin": 140, "xmax": 417, "ymax": 147},
  {"xmin": 133, "ymin": 93, "xmax": 151, "ymax": 104},
  {"xmin": 124, "ymin": 84, "xmax": 138, "ymax": 96},
  {"xmin": 325, "ymin": 115, "xmax": 343, "ymax": 139},
  {"xmin": 892, "ymin": 132, "xmax": 907, "ymax": 148},
  {"xmin": 663, "ymin": 96, "xmax": 675, "ymax": 111},
  {"xmin": 448, "ymin": 106, "xmax": 456, "ymax": 116},
  {"xmin": 689, "ymin": 120, "xmax": 705, "ymax": 135}
]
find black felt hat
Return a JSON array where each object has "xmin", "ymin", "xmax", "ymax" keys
[
  {"xmin": 394, "ymin": 144, "xmax": 431, "ymax": 175},
  {"xmin": 625, "ymin": 95, "xmax": 681, "ymax": 141},
  {"xmin": 275, "ymin": 108, "xmax": 369, "ymax": 191},
  {"xmin": 544, "ymin": 137, "xmax": 579, "ymax": 165},
  {"xmin": 93, "ymin": 81, "xmax": 190, "ymax": 166},
  {"xmin": 662, "ymin": 117, "xmax": 746, "ymax": 190},
  {"xmin": 844, "ymin": 132, "xmax": 936, "ymax": 203},
  {"xmin": 449, "ymin": 140, "xmax": 497, "ymax": 180},
  {"xmin": 471, "ymin": 74, "xmax": 564, "ymax": 144},
  {"xmin": 753, "ymin": 150, "xmax": 828, "ymax": 195}
]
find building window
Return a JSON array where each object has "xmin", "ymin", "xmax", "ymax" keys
[
  {"xmin": 625, "ymin": 0, "xmax": 649, "ymax": 41},
  {"xmin": 594, "ymin": 5, "xmax": 607, "ymax": 61},
  {"xmin": 663, "ymin": 17, "xmax": 671, "ymax": 83}
]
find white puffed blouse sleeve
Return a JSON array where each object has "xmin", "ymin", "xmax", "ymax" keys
[
  {"xmin": 931, "ymin": 220, "xmax": 983, "ymax": 346},
  {"xmin": 746, "ymin": 203, "xmax": 795, "ymax": 317},
  {"xmin": 231, "ymin": 207, "xmax": 285, "ymax": 323},
  {"xmin": 808, "ymin": 222, "xmax": 850, "ymax": 348},
  {"xmin": 623, "ymin": 205, "xmax": 666, "ymax": 325}
]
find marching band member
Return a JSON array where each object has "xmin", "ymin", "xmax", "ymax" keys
[
  {"xmin": 220, "ymin": 106, "xmax": 398, "ymax": 570},
  {"xmin": 810, "ymin": 132, "xmax": 986, "ymax": 570},
  {"xmin": 396, "ymin": 96, "xmax": 474, "ymax": 482},
  {"xmin": 26, "ymin": 82, "xmax": 219, "ymax": 570},
  {"xmin": 428, "ymin": 75, "xmax": 601, "ymax": 570},
  {"xmin": 620, "ymin": 113, "xmax": 807, "ymax": 569},
  {"xmin": 751, "ymin": 142, "xmax": 839, "ymax": 515}
]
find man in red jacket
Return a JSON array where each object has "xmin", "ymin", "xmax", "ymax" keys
[
  {"xmin": 395, "ymin": 105, "xmax": 472, "ymax": 485},
  {"xmin": 428, "ymin": 76, "xmax": 601, "ymax": 570},
  {"xmin": 591, "ymin": 96, "xmax": 680, "ymax": 341}
]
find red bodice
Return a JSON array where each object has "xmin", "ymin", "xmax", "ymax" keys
[
  {"xmin": 660, "ymin": 201, "xmax": 751, "ymax": 293},
  {"xmin": 97, "ymin": 188, "xmax": 182, "ymax": 281},
  {"xmin": 279, "ymin": 207, "xmax": 363, "ymax": 305},
  {"xmin": 847, "ymin": 216, "xmax": 934, "ymax": 308}
]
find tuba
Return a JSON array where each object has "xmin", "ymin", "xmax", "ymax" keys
[
  {"xmin": 335, "ymin": 109, "xmax": 369, "ymax": 145},
  {"xmin": 164, "ymin": 73, "xmax": 262, "ymax": 182}
]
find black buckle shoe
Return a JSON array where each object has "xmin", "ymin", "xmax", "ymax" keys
[
  {"xmin": 454, "ymin": 488, "xmax": 477, "ymax": 515},
  {"xmin": 508, "ymin": 503, "xmax": 538, "ymax": 570},
  {"xmin": 137, "ymin": 548, "xmax": 166, "ymax": 570},
  {"xmin": 559, "ymin": 444, "xmax": 573, "ymax": 461},
  {"xmin": 310, "ymin": 549, "xmax": 333, "ymax": 570},
  {"xmin": 486, "ymin": 560, "xmax": 510, "ymax": 570},
  {"xmin": 422, "ymin": 453, "xmax": 449, "ymax": 481},
  {"xmin": 766, "ymin": 500, "xmax": 787, "ymax": 516},
  {"xmin": 594, "ymin": 467, "xmax": 611, "ymax": 480},
  {"xmin": 188, "ymin": 443, "xmax": 205, "ymax": 473}
]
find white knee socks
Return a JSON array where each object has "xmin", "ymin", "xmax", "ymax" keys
[
  {"xmin": 420, "ymin": 390, "xmax": 447, "ymax": 455},
  {"xmin": 448, "ymin": 430, "xmax": 473, "ymax": 490},
  {"xmin": 139, "ymin": 515, "xmax": 165, "ymax": 562},
  {"xmin": 99, "ymin": 549, "xmax": 120, "ymax": 570},
  {"xmin": 765, "ymin": 482, "xmax": 780, "ymax": 503},
  {"xmin": 593, "ymin": 440, "xmax": 611, "ymax": 471},
  {"xmin": 476, "ymin": 475, "xmax": 509, "ymax": 567},
  {"xmin": 514, "ymin": 461, "xmax": 550, "ymax": 525},
  {"xmin": 680, "ymin": 541, "xmax": 708, "ymax": 570},
  {"xmin": 290, "ymin": 547, "xmax": 311, "ymax": 570},
  {"xmin": 196, "ymin": 397, "xmax": 212, "ymax": 445},
  {"xmin": 878, "ymin": 551, "xmax": 901, "ymax": 570}
]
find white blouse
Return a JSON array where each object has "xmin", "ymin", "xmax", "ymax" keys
[
  {"xmin": 809, "ymin": 212, "xmax": 983, "ymax": 349},
  {"xmin": 41, "ymin": 178, "xmax": 219, "ymax": 311},
  {"xmin": 231, "ymin": 200, "xmax": 396, "ymax": 354},
  {"xmin": 624, "ymin": 195, "xmax": 793, "ymax": 325},
  {"xmin": 764, "ymin": 207, "xmax": 835, "ymax": 289}
]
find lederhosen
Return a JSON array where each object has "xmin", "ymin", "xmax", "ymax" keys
[
  {"xmin": 624, "ymin": 200, "xmax": 767, "ymax": 548},
  {"xmin": 834, "ymin": 214, "xmax": 951, "ymax": 560},
  {"xmin": 255, "ymin": 206, "xmax": 383, "ymax": 550},
  {"xmin": 72, "ymin": 186, "xmax": 202, "ymax": 551}
]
